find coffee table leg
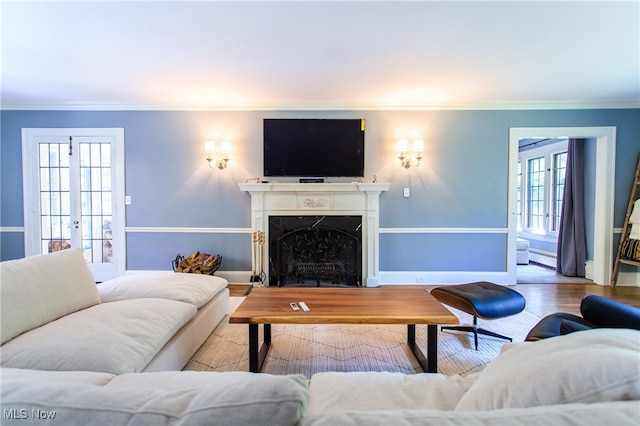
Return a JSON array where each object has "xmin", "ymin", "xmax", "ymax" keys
[
  {"xmin": 427, "ymin": 324, "xmax": 437, "ymax": 373},
  {"xmin": 249, "ymin": 324, "xmax": 271, "ymax": 373},
  {"xmin": 407, "ymin": 324, "xmax": 438, "ymax": 373}
]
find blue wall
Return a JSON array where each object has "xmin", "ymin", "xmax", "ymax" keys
[{"xmin": 1, "ymin": 108, "xmax": 638, "ymax": 279}]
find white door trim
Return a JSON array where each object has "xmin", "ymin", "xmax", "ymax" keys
[{"xmin": 508, "ymin": 127, "xmax": 616, "ymax": 285}]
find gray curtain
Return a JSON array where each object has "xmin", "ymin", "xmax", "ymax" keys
[{"xmin": 557, "ymin": 139, "xmax": 586, "ymax": 276}]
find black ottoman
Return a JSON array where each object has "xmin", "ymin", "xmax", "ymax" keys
[{"xmin": 430, "ymin": 282, "xmax": 526, "ymax": 350}]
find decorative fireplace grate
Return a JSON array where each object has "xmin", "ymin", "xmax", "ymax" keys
[
  {"xmin": 269, "ymin": 216, "xmax": 362, "ymax": 287},
  {"xmin": 294, "ymin": 263, "xmax": 346, "ymax": 284}
]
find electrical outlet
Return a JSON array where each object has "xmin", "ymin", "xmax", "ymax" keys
[
  {"xmin": 403, "ymin": 187, "xmax": 410, "ymax": 198},
  {"xmin": 416, "ymin": 276, "xmax": 425, "ymax": 283}
]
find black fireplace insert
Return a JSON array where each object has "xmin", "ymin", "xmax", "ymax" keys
[{"xmin": 268, "ymin": 215, "xmax": 362, "ymax": 287}]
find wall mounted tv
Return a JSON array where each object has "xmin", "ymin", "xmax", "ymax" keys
[{"xmin": 263, "ymin": 118, "xmax": 365, "ymax": 177}]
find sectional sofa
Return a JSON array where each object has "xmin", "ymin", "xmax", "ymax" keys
[
  {"xmin": 0, "ymin": 248, "xmax": 229, "ymax": 373},
  {"xmin": 1, "ymin": 250, "xmax": 639, "ymax": 425}
]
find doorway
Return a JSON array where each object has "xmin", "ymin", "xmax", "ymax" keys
[
  {"xmin": 22, "ymin": 128, "xmax": 126, "ymax": 281},
  {"xmin": 508, "ymin": 127, "xmax": 616, "ymax": 285}
]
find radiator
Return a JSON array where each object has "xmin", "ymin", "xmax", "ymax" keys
[{"xmin": 528, "ymin": 248, "xmax": 557, "ymax": 269}]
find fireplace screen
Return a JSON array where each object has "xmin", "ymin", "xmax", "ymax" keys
[{"xmin": 269, "ymin": 216, "xmax": 362, "ymax": 287}]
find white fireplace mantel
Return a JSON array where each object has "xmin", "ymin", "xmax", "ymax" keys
[{"xmin": 239, "ymin": 182, "xmax": 390, "ymax": 287}]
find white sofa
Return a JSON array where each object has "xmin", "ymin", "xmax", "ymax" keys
[
  {"xmin": 1, "ymin": 329, "xmax": 638, "ymax": 425},
  {"xmin": 0, "ymin": 248, "xmax": 229, "ymax": 374},
  {"xmin": 302, "ymin": 328, "xmax": 640, "ymax": 425}
]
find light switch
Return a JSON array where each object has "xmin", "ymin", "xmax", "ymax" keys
[
  {"xmin": 125, "ymin": 196, "xmax": 132, "ymax": 205},
  {"xmin": 403, "ymin": 187, "xmax": 410, "ymax": 198}
]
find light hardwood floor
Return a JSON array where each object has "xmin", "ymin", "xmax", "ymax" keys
[{"xmin": 515, "ymin": 283, "xmax": 640, "ymax": 318}]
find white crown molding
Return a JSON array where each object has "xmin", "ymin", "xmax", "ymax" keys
[{"xmin": 2, "ymin": 100, "xmax": 639, "ymax": 111}]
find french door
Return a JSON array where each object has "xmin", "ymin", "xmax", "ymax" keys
[{"xmin": 22, "ymin": 128, "xmax": 125, "ymax": 281}]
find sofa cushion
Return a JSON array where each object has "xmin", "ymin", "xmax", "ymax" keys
[
  {"xmin": 300, "ymin": 401, "xmax": 640, "ymax": 426},
  {"xmin": 98, "ymin": 271, "xmax": 227, "ymax": 308},
  {"xmin": 307, "ymin": 371, "xmax": 478, "ymax": 415},
  {"xmin": 455, "ymin": 328, "xmax": 640, "ymax": 411},
  {"xmin": 1, "ymin": 372, "xmax": 308, "ymax": 426},
  {"xmin": 0, "ymin": 248, "xmax": 99, "ymax": 344},
  {"xmin": 0, "ymin": 298, "xmax": 196, "ymax": 374}
]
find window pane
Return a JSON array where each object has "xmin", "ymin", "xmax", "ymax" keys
[
  {"xmin": 527, "ymin": 156, "xmax": 545, "ymax": 232},
  {"xmin": 551, "ymin": 151, "xmax": 567, "ymax": 231},
  {"xmin": 81, "ymin": 191, "xmax": 91, "ymax": 216},
  {"xmin": 48, "ymin": 167, "xmax": 60, "ymax": 191},
  {"xmin": 517, "ymin": 161, "xmax": 522, "ymax": 231},
  {"xmin": 60, "ymin": 191, "xmax": 70, "ymax": 215},
  {"xmin": 80, "ymin": 143, "xmax": 91, "ymax": 167},
  {"xmin": 102, "ymin": 192, "xmax": 112, "ymax": 215},
  {"xmin": 39, "ymin": 144, "xmax": 49, "ymax": 167},
  {"xmin": 61, "ymin": 216, "xmax": 72, "ymax": 240}
]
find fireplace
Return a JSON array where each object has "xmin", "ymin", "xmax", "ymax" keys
[
  {"xmin": 269, "ymin": 215, "xmax": 362, "ymax": 287},
  {"xmin": 238, "ymin": 182, "xmax": 390, "ymax": 287}
]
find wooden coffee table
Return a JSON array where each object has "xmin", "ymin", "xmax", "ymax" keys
[{"xmin": 229, "ymin": 287, "xmax": 459, "ymax": 373}]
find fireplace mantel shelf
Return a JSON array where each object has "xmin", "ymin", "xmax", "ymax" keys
[
  {"xmin": 240, "ymin": 182, "xmax": 390, "ymax": 287},
  {"xmin": 238, "ymin": 182, "xmax": 390, "ymax": 193}
]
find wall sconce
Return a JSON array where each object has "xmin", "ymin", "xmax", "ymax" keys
[
  {"xmin": 204, "ymin": 140, "xmax": 231, "ymax": 170},
  {"xmin": 397, "ymin": 139, "xmax": 423, "ymax": 169}
]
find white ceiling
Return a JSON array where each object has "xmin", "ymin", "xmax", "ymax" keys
[{"xmin": 2, "ymin": 0, "xmax": 639, "ymax": 110}]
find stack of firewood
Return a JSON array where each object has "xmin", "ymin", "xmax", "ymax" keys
[{"xmin": 173, "ymin": 251, "xmax": 221, "ymax": 275}]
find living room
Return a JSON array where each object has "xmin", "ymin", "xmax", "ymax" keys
[{"xmin": 1, "ymin": 2, "xmax": 640, "ymax": 424}]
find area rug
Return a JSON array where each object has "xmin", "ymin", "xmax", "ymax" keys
[{"xmin": 183, "ymin": 297, "xmax": 540, "ymax": 378}]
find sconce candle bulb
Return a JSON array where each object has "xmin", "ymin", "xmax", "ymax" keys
[
  {"xmin": 205, "ymin": 140, "xmax": 231, "ymax": 170},
  {"xmin": 397, "ymin": 138, "xmax": 423, "ymax": 169}
]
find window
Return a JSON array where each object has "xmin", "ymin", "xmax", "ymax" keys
[{"xmin": 518, "ymin": 139, "xmax": 568, "ymax": 238}]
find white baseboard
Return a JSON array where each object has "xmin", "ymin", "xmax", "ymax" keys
[
  {"xmin": 528, "ymin": 249, "xmax": 557, "ymax": 268},
  {"xmin": 214, "ymin": 271, "xmax": 253, "ymax": 284},
  {"xmin": 582, "ymin": 261, "xmax": 638, "ymax": 287},
  {"xmin": 613, "ymin": 271, "xmax": 640, "ymax": 287},
  {"xmin": 585, "ymin": 260, "xmax": 593, "ymax": 281}
]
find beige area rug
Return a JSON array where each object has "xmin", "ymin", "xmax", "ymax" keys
[{"xmin": 183, "ymin": 297, "xmax": 540, "ymax": 378}]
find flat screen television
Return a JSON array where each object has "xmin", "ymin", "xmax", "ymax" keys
[{"xmin": 263, "ymin": 119, "xmax": 365, "ymax": 177}]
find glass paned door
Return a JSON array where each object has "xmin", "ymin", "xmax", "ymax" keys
[
  {"xmin": 23, "ymin": 129, "xmax": 125, "ymax": 281},
  {"xmin": 78, "ymin": 141, "xmax": 113, "ymax": 264},
  {"xmin": 39, "ymin": 141, "xmax": 72, "ymax": 253}
]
